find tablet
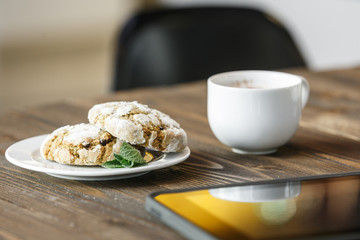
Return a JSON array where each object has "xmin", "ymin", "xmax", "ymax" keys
[{"xmin": 145, "ymin": 174, "xmax": 360, "ymax": 240}]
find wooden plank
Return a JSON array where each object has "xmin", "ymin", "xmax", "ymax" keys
[{"xmin": 0, "ymin": 155, "xmax": 183, "ymax": 240}]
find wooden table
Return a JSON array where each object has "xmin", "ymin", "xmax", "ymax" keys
[{"xmin": 0, "ymin": 67, "xmax": 359, "ymax": 239}]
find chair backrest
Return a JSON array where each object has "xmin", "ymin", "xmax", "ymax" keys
[{"xmin": 113, "ymin": 7, "xmax": 306, "ymax": 90}]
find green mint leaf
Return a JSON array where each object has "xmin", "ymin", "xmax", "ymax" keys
[
  {"xmin": 114, "ymin": 153, "xmax": 124, "ymax": 161},
  {"xmin": 119, "ymin": 158, "xmax": 134, "ymax": 168},
  {"xmin": 120, "ymin": 142, "xmax": 146, "ymax": 164},
  {"xmin": 101, "ymin": 142, "xmax": 147, "ymax": 168},
  {"xmin": 102, "ymin": 159, "xmax": 124, "ymax": 168}
]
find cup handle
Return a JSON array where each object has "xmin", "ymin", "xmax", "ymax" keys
[{"xmin": 301, "ymin": 77, "xmax": 310, "ymax": 108}]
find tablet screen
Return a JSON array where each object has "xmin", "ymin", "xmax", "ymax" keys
[{"xmin": 152, "ymin": 175, "xmax": 360, "ymax": 240}]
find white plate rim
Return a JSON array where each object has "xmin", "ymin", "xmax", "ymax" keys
[{"xmin": 5, "ymin": 135, "xmax": 190, "ymax": 178}]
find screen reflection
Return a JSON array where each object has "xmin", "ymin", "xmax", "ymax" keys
[{"xmin": 209, "ymin": 182, "xmax": 301, "ymax": 227}]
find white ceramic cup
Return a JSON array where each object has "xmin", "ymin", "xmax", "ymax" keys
[{"xmin": 207, "ymin": 70, "xmax": 309, "ymax": 155}]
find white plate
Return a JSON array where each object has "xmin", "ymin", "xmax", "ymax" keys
[{"xmin": 5, "ymin": 135, "xmax": 190, "ymax": 181}]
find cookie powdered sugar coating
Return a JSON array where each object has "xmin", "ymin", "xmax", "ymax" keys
[
  {"xmin": 88, "ymin": 101, "xmax": 187, "ymax": 152},
  {"xmin": 40, "ymin": 123, "xmax": 121, "ymax": 165}
]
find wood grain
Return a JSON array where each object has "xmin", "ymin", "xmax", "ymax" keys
[{"xmin": 0, "ymin": 67, "xmax": 359, "ymax": 239}]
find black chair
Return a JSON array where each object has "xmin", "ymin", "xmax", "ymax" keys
[{"xmin": 113, "ymin": 7, "xmax": 307, "ymax": 90}]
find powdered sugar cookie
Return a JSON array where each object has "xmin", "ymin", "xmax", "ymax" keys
[
  {"xmin": 88, "ymin": 101, "xmax": 187, "ymax": 152},
  {"xmin": 40, "ymin": 123, "xmax": 121, "ymax": 165}
]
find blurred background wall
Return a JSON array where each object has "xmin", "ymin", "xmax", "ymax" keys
[
  {"xmin": 0, "ymin": 0, "xmax": 142, "ymax": 114},
  {"xmin": 1, "ymin": 0, "xmax": 360, "ymax": 114}
]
